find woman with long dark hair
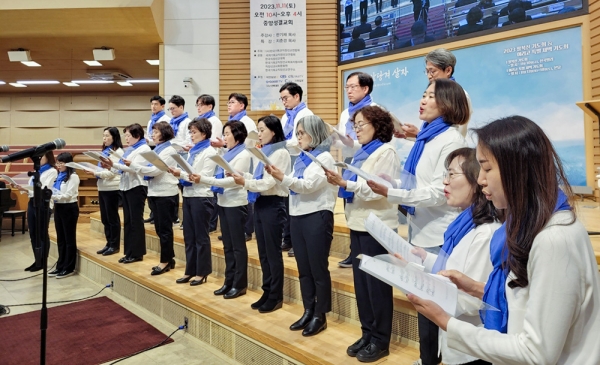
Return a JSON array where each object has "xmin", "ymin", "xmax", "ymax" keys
[
  {"xmin": 48, "ymin": 152, "xmax": 80, "ymax": 278},
  {"xmin": 409, "ymin": 116, "xmax": 600, "ymax": 364},
  {"xmin": 231, "ymin": 115, "xmax": 291, "ymax": 313},
  {"xmin": 95, "ymin": 127, "xmax": 124, "ymax": 257}
]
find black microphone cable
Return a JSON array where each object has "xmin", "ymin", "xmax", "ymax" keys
[
  {"xmin": 108, "ymin": 325, "xmax": 186, "ymax": 364},
  {"xmin": 0, "ymin": 262, "xmax": 57, "ymax": 282}
]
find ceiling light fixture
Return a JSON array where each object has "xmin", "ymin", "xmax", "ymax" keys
[
  {"xmin": 16, "ymin": 80, "xmax": 59, "ymax": 85},
  {"xmin": 0, "ymin": 81, "xmax": 6, "ymax": 85},
  {"xmin": 70, "ymin": 80, "xmax": 114, "ymax": 84},
  {"xmin": 63, "ymin": 82, "xmax": 80, "ymax": 87},
  {"xmin": 146, "ymin": 60, "xmax": 159, "ymax": 65},
  {"xmin": 9, "ymin": 83, "xmax": 27, "ymax": 87},
  {"xmin": 128, "ymin": 79, "xmax": 160, "ymax": 83},
  {"xmin": 93, "ymin": 47, "xmax": 115, "ymax": 61},
  {"xmin": 21, "ymin": 61, "xmax": 41, "ymax": 67},
  {"xmin": 83, "ymin": 60, "xmax": 103, "ymax": 66},
  {"xmin": 117, "ymin": 81, "xmax": 133, "ymax": 87},
  {"xmin": 8, "ymin": 49, "xmax": 31, "ymax": 62}
]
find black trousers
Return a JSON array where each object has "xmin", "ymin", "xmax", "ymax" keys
[
  {"xmin": 148, "ymin": 195, "xmax": 177, "ymax": 263},
  {"xmin": 345, "ymin": 5, "xmax": 353, "ymax": 26},
  {"xmin": 375, "ymin": 0, "xmax": 382, "ymax": 12},
  {"xmin": 351, "ymin": 230, "xmax": 393, "ymax": 351},
  {"xmin": 255, "ymin": 196, "xmax": 286, "ymax": 301},
  {"xmin": 245, "ymin": 203, "xmax": 254, "ymax": 236},
  {"xmin": 219, "ymin": 205, "xmax": 248, "ymax": 289},
  {"xmin": 122, "ymin": 185, "xmax": 147, "ymax": 258},
  {"xmin": 209, "ymin": 192, "xmax": 218, "ymax": 231},
  {"xmin": 99, "ymin": 190, "xmax": 121, "ymax": 250},
  {"xmin": 183, "ymin": 196, "xmax": 214, "ymax": 277},
  {"xmin": 282, "ymin": 198, "xmax": 292, "ymax": 246},
  {"xmin": 27, "ymin": 199, "xmax": 51, "ymax": 267},
  {"xmin": 419, "ymin": 313, "xmax": 442, "ymax": 364},
  {"xmin": 54, "ymin": 202, "xmax": 79, "ymax": 273},
  {"xmin": 290, "ymin": 210, "xmax": 333, "ymax": 315},
  {"xmin": 360, "ymin": 0, "xmax": 368, "ymax": 18}
]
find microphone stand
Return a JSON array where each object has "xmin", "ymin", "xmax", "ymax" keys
[{"xmin": 29, "ymin": 155, "xmax": 53, "ymax": 365}]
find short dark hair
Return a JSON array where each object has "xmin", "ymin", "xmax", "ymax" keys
[
  {"xmin": 444, "ymin": 147, "xmax": 501, "ymax": 226},
  {"xmin": 466, "ymin": 6, "xmax": 483, "ymax": 24},
  {"xmin": 124, "ymin": 123, "xmax": 145, "ymax": 139},
  {"xmin": 150, "ymin": 95, "xmax": 165, "ymax": 105},
  {"xmin": 44, "ymin": 151, "xmax": 56, "ymax": 166},
  {"xmin": 56, "ymin": 152, "xmax": 75, "ymax": 182},
  {"xmin": 346, "ymin": 71, "xmax": 374, "ymax": 95},
  {"xmin": 351, "ymin": 106, "xmax": 393, "ymax": 143},
  {"xmin": 152, "ymin": 121, "xmax": 175, "ymax": 142},
  {"xmin": 224, "ymin": 120, "xmax": 247, "ymax": 144},
  {"xmin": 169, "ymin": 95, "xmax": 185, "ymax": 108},
  {"xmin": 196, "ymin": 94, "xmax": 215, "ymax": 110},
  {"xmin": 374, "ymin": 15, "xmax": 383, "ymax": 26},
  {"xmin": 228, "ymin": 93, "xmax": 248, "ymax": 109},
  {"xmin": 102, "ymin": 127, "xmax": 123, "ymax": 151},
  {"xmin": 257, "ymin": 115, "xmax": 286, "ymax": 144},
  {"xmin": 352, "ymin": 28, "xmax": 361, "ymax": 39},
  {"xmin": 360, "ymin": 14, "xmax": 367, "ymax": 24},
  {"xmin": 190, "ymin": 117, "xmax": 213, "ymax": 139},
  {"xmin": 411, "ymin": 20, "xmax": 427, "ymax": 36},
  {"xmin": 429, "ymin": 79, "xmax": 470, "ymax": 125},
  {"xmin": 279, "ymin": 82, "xmax": 303, "ymax": 101}
]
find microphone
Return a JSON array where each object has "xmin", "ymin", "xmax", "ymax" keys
[
  {"xmin": 1, "ymin": 139, "xmax": 66, "ymax": 163},
  {"xmin": 0, "ymin": 145, "xmax": 8, "ymax": 152}
]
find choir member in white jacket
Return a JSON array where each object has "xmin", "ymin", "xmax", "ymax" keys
[{"xmin": 408, "ymin": 116, "xmax": 600, "ymax": 365}]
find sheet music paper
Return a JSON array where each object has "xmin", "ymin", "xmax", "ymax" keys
[
  {"xmin": 334, "ymin": 162, "xmax": 393, "ymax": 188},
  {"xmin": 108, "ymin": 149, "xmax": 123, "ymax": 160},
  {"xmin": 66, "ymin": 162, "xmax": 102, "ymax": 173},
  {"xmin": 83, "ymin": 151, "xmax": 104, "ymax": 161},
  {"xmin": 170, "ymin": 153, "xmax": 195, "ymax": 175},
  {"xmin": 247, "ymin": 130, "xmax": 259, "ymax": 141},
  {"xmin": 139, "ymin": 151, "xmax": 171, "ymax": 172},
  {"xmin": 302, "ymin": 150, "xmax": 326, "ymax": 169},
  {"xmin": 0, "ymin": 174, "xmax": 32, "ymax": 191},
  {"xmin": 247, "ymin": 147, "xmax": 272, "ymax": 166},
  {"xmin": 170, "ymin": 143, "xmax": 185, "ymax": 152},
  {"xmin": 364, "ymin": 213, "xmax": 423, "ymax": 264},
  {"xmin": 208, "ymin": 155, "xmax": 237, "ymax": 174}
]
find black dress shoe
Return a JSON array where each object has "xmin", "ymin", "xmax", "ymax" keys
[
  {"xmin": 251, "ymin": 293, "xmax": 269, "ymax": 310},
  {"xmin": 96, "ymin": 246, "xmax": 109, "ymax": 255},
  {"xmin": 289, "ymin": 309, "xmax": 314, "ymax": 331},
  {"xmin": 258, "ymin": 299, "xmax": 283, "ymax": 313},
  {"xmin": 176, "ymin": 276, "xmax": 192, "ymax": 284},
  {"xmin": 356, "ymin": 343, "xmax": 389, "ymax": 363},
  {"xmin": 217, "ymin": 235, "xmax": 223, "ymax": 241},
  {"xmin": 223, "ymin": 287, "xmax": 247, "ymax": 299},
  {"xmin": 245, "ymin": 234, "xmax": 252, "ymax": 242},
  {"xmin": 214, "ymin": 284, "xmax": 231, "ymax": 296},
  {"xmin": 302, "ymin": 314, "xmax": 327, "ymax": 337},
  {"xmin": 143, "ymin": 217, "xmax": 153, "ymax": 223},
  {"xmin": 190, "ymin": 276, "xmax": 208, "ymax": 286},
  {"xmin": 102, "ymin": 247, "xmax": 120, "ymax": 256},
  {"xmin": 24, "ymin": 262, "xmax": 37, "ymax": 271},
  {"xmin": 118, "ymin": 256, "xmax": 128, "ymax": 263},
  {"xmin": 124, "ymin": 256, "xmax": 143, "ymax": 264},
  {"xmin": 288, "ymin": 248, "xmax": 295, "ymax": 257},
  {"xmin": 151, "ymin": 264, "xmax": 170, "ymax": 275},
  {"xmin": 338, "ymin": 255, "xmax": 353, "ymax": 268},
  {"xmin": 347, "ymin": 337, "xmax": 369, "ymax": 357},
  {"xmin": 29, "ymin": 265, "xmax": 43, "ymax": 272},
  {"xmin": 281, "ymin": 242, "xmax": 292, "ymax": 251}
]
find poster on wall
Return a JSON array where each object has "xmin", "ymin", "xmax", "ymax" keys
[
  {"xmin": 343, "ymin": 26, "xmax": 585, "ymax": 186},
  {"xmin": 250, "ymin": 0, "xmax": 307, "ymax": 111}
]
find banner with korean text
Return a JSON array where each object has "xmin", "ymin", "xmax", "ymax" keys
[{"xmin": 250, "ymin": 0, "xmax": 307, "ymax": 111}]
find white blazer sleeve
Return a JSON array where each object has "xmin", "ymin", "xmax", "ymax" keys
[
  {"xmin": 52, "ymin": 174, "xmax": 80, "ymax": 203},
  {"xmin": 244, "ymin": 149, "xmax": 291, "ymax": 193}
]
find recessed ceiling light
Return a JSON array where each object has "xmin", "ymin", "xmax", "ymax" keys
[
  {"xmin": 9, "ymin": 83, "xmax": 27, "ymax": 87},
  {"xmin": 128, "ymin": 79, "xmax": 159, "ymax": 83},
  {"xmin": 70, "ymin": 80, "xmax": 114, "ymax": 84},
  {"xmin": 63, "ymin": 82, "xmax": 80, "ymax": 87},
  {"xmin": 21, "ymin": 61, "xmax": 41, "ymax": 67},
  {"xmin": 17, "ymin": 80, "xmax": 59, "ymax": 85},
  {"xmin": 146, "ymin": 60, "xmax": 160, "ymax": 65},
  {"xmin": 0, "ymin": 81, "xmax": 6, "ymax": 85},
  {"xmin": 83, "ymin": 60, "xmax": 103, "ymax": 66},
  {"xmin": 117, "ymin": 81, "xmax": 133, "ymax": 87}
]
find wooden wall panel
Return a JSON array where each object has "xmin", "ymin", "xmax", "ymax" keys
[
  {"xmin": 0, "ymin": 98, "xmax": 10, "ymax": 112},
  {"xmin": 12, "ymin": 97, "xmax": 60, "ymax": 111},
  {"xmin": 108, "ymin": 110, "xmax": 151, "ymax": 127},
  {"xmin": 60, "ymin": 127, "xmax": 106, "ymax": 145},
  {"xmin": 12, "ymin": 111, "xmax": 60, "ymax": 127},
  {"xmin": 591, "ymin": 0, "xmax": 600, "ymax": 193},
  {"xmin": 60, "ymin": 111, "xmax": 110, "ymax": 127},
  {"xmin": 219, "ymin": 0, "xmax": 338, "ymax": 125},
  {"xmin": 0, "ymin": 112, "xmax": 10, "ymax": 127},
  {"xmin": 110, "ymin": 95, "xmax": 151, "ymax": 110},
  {"xmin": 60, "ymin": 96, "xmax": 109, "ymax": 111},
  {"xmin": 11, "ymin": 127, "xmax": 60, "ymax": 144}
]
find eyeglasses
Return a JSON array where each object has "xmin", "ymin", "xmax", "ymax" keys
[
  {"xmin": 423, "ymin": 68, "xmax": 440, "ymax": 76},
  {"xmin": 352, "ymin": 122, "xmax": 371, "ymax": 131},
  {"xmin": 442, "ymin": 171, "xmax": 464, "ymax": 182},
  {"xmin": 55, "ymin": 162, "xmax": 65, "ymax": 167},
  {"xmin": 168, "ymin": 107, "xmax": 178, "ymax": 111},
  {"xmin": 195, "ymin": 103, "xmax": 204, "ymax": 107},
  {"xmin": 344, "ymin": 84, "xmax": 361, "ymax": 91},
  {"xmin": 227, "ymin": 101, "xmax": 239, "ymax": 105},
  {"xmin": 279, "ymin": 96, "xmax": 290, "ymax": 102},
  {"xmin": 296, "ymin": 130, "xmax": 306, "ymax": 138}
]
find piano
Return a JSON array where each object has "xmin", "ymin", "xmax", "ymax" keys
[{"xmin": 0, "ymin": 183, "xmax": 17, "ymax": 216}]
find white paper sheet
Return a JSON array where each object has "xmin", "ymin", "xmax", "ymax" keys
[
  {"xmin": 247, "ymin": 130, "xmax": 259, "ymax": 141},
  {"xmin": 334, "ymin": 162, "xmax": 393, "ymax": 188},
  {"xmin": 360, "ymin": 254, "xmax": 458, "ymax": 316},
  {"xmin": 170, "ymin": 153, "xmax": 195, "ymax": 175},
  {"xmin": 302, "ymin": 151, "xmax": 326, "ymax": 169},
  {"xmin": 66, "ymin": 162, "xmax": 102, "ymax": 173},
  {"xmin": 139, "ymin": 151, "xmax": 171, "ymax": 172},
  {"xmin": 364, "ymin": 212, "xmax": 423, "ymax": 264},
  {"xmin": 247, "ymin": 147, "xmax": 272, "ymax": 166},
  {"xmin": 209, "ymin": 155, "xmax": 237, "ymax": 174},
  {"xmin": 171, "ymin": 143, "xmax": 185, "ymax": 152},
  {"xmin": 83, "ymin": 151, "xmax": 105, "ymax": 161},
  {"xmin": 108, "ymin": 149, "xmax": 123, "ymax": 160},
  {"xmin": 0, "ymin": 174, "xmax": 32, "ymax": 191}
]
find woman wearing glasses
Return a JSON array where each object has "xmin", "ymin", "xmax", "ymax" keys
[
  {"xmin": 368, "ymin": 78, "xmax": 469, "ymax": 365},
  {"xmin": 325, "ymin": 106, "xmax": 401, "ymax": 362},
  {"xmin": 266, "ymin": 115, "xmax": 337, "ymax": 337}
]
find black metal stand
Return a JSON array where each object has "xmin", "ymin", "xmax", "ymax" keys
[{"xmin": 29, "ymin": 155, "xmax": 52, "ymax": 365}]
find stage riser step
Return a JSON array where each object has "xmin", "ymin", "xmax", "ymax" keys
[
  {"xmin": 46, "ymin": 244, "xmax": 301, "ymax": 365},
  {"xmin": 89, "ymin": 217, "xmax": 420, "ymax": 343}
]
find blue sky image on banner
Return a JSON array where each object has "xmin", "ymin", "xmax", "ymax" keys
[{"xmin": 343, "ymin": 26, "xmax": 585, "ymax": 186}]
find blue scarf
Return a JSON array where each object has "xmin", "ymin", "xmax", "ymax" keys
[
  {"xmin": 40, "ymin": 163, "xmax": 52, "ymax": 175},
  {"xmin": 53, "ymin": 171, "xmax": 68, "ymax": 190},
  {"xmin": 247, "ymin": 143, "xmax": 280, "ymax": 203},
  {"xmin": 480, "ymin": 190, "xmax": 571, "ymax": 333},
  {"xmin": 290, "ymin": 148, "xmax": 324, "ymax": 195},
  {"xmin": 211, "ymin": 143, "xmax": 246, "ymax": 194},
  {"xmin": 431, "ymin": 206, "xmax": 476, "ymax": 274},
  {"xmin": 149, "ymin": 110, "xmax": 166, "ymax": 132},
  {"xmin": 346, "ymin": 94, "xmax": 372, "ymax": 139},
  {"xmin": 121, "ymin": 139, "xmax": 147, "ymax": 162},
  {"xmin": 338, "ymin": 139, "xmax": 383, "ymax": 203},
  {"xmin": 96, "ymin": 146, "xmax": 112, "ymax": 179},
  {"xmin": 170, "ymin": 112, "xmax": 189, "ymax": 135},
  {"xmin": 400, "ymin": 116, "xmax": 451, "ymax": 215},
  {"xmin": 284, "ymin": 102, "xmax": 307, "ymax": 140},
  {"xmin": 143, "ymin": 141, "xmax": 171, "ymax": 181},
  {"xmin": 199, "ymin": 110, "xmax": 216, "ymax": 119},
  {"xmin": 180, "ymin": 139, "xmax": 211, "ymax": 187},
  {"xmin": 229, "ymin": 110, "xmax": 247, "ymax": 121}
]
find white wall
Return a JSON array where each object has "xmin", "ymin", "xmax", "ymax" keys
[{"xmin": 163, "ymin": 0, "xmax": 220, "ymax": 119}]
